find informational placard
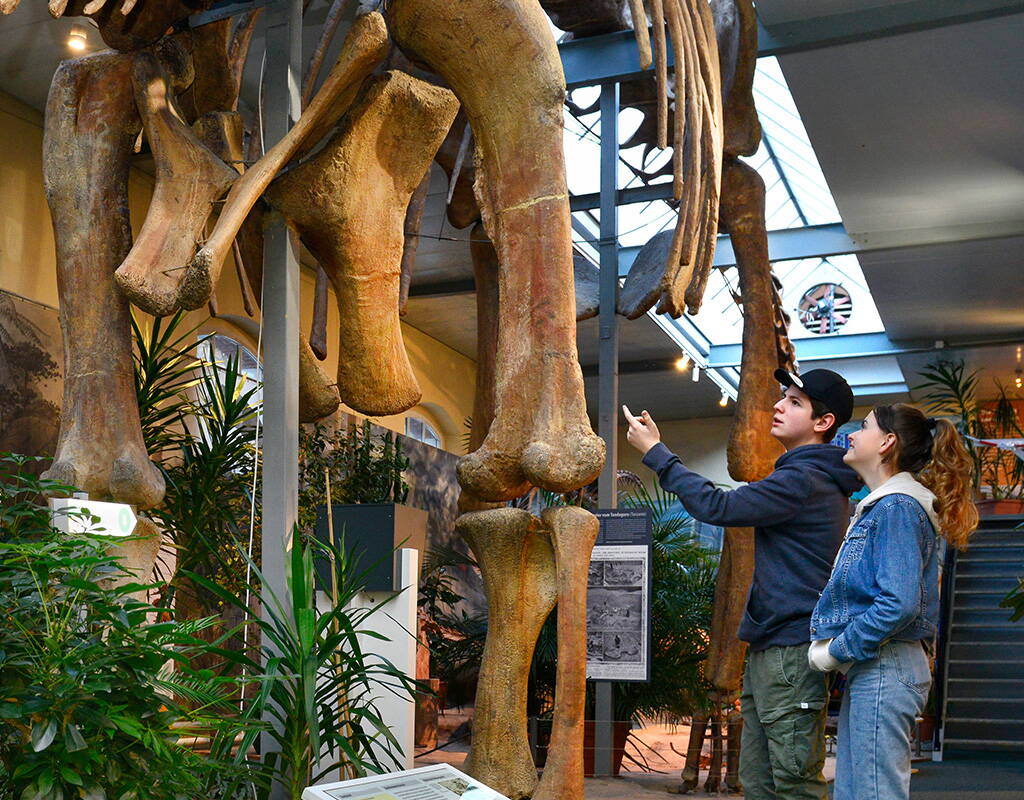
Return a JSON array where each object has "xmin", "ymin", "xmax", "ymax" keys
[
  {"xmin": 301, "ymin": 764, "xmax": 508, "ymax": 800},
  {"xmin": 585, "ymin": 509, "xmax": 652, "ymax": 682},
  {"xmin": 49, "ymin": 498, "xmax": 138, "ymax": 537}
]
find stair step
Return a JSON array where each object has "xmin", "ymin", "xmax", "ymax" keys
[
  {"xmin": 957, "ymin": 555, "xmax": 1024, "ymax": 564},
  {"xmin": 946, "ymin": 699, "xmax": 1024, "ymax": 720},
  {"xmin": 950, "ymin": 625, "xmax": 1022, "ymax": 642},
  {"xmin": 944, "ymin": 719, "xmax": 1024, "ymax": 742},
  {"xmin": 947, "ymin": 678, "xmax": 1024, "ymax": 700},
  {"xmin": 941, "ymin": 738, "xmax": 1024, "ymax": 752},
  {"xmin": 955, "ymin": 575, "xmax": 1021, "ymax": 593},
  {"xmin": 954, "ymin": 592, "xmax": 1016, "ymax": 609},
  {"xmin": 955, "ymin": 562, "xmax": 1022, "ymax": 577},
  {"xmin": 948, "ymin": 641, "xmax": 1024, "ymax": 661},
  {"xmin": 947, "ymin": 659, "xmax": 1024, "ymax": 680},
  {"xmin": 950, "ymin": 607, "xmax": 1020, "ymax": 624}
]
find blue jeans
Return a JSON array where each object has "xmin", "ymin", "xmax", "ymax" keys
[{"xmin": 834, "ymin": 640, "xmax": 931, "ymax": 800}]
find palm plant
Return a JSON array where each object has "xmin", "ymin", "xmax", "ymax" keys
[{"xmin": 914, "ymin": 359, "xmax": 1024, "ymax": 498}]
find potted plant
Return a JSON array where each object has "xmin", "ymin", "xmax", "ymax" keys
[
  {"xmin": 914, "ymin": 359, "xmax": 1024, "ymax": 514},
  {"xmin": 300, "ymin": 420, "xmax": 428, "ymax": 593}
]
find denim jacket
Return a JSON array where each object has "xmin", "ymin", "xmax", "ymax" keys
[{"xmin": 810, "ymin": 472, "xmax": 940, "ymax": 664}]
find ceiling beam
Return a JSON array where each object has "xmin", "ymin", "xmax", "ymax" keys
[
  {"xmin": 618, "ymin": 220, "xmax": 1024, "ymax": 276},
  {"xmin": 758, "ymin": 0, "xmax": 1024, "ymax": 57},
  {"xmin": 560, "ymin": 2, "xmax": 1024, "ymax": 87},
  {"xmin": 407, "ymin": 277, "xmax": 476, "ymax": 298}
]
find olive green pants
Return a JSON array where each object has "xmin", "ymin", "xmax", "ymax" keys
[{"xmin": 739, "ymin": 644, "xmax": 829, "ymax": 800}]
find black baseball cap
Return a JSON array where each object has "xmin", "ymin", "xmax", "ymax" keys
[{"xmin": 773, "ymin": 368, "xmax": 854, "ymax": 428}]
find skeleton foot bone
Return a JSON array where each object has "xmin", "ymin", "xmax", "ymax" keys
[
  {"xmin": 389, "ymin": 0, "xmax": 604, "ymax": 501},
  {"xmin": 266, "ymin": 71, "xmax": 458, "ymax": 417}
]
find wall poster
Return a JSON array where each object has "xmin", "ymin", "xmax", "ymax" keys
[
  {"xmin": 302, "ymin": 765, "xmax": 507, "ymax": 800},
  {"xmin": 585, "ymin": 508, "xmax": 653, "ymax": 683}
]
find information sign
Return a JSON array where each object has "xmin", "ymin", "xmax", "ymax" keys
[
  {"xmin": 49, "ymin": 498, "xmax": 138, "ymax": 537},
  {"xmin": 301, "ymin": 764, "xmax": 507, "ymax": 800},
  {"xmin": 585, "ymin": 508, "xmax": 653, "ymax": 682}
]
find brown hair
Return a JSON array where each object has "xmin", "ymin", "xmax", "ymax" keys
[
  {"xmin": 810, "ymin": 398, "xmax": 838, "ymax": 442},
  {"xmin": 873, "ymin": 403, "xmax": 978, "ymax": 549}
]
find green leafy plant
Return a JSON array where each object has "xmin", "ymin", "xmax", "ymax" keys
[
  {"xmin": 132, "ymin": 312, "xmax": 261, "ymax": 620},
  {"xmin": 298, "ymin": 421, "xmax": 409, "ymax": 535},
  {"xmin": 187, "ymin": 532, "xmax": 418, "ymax": 800},
  {"xmin": 914, "ymin": 359, "xmax": 1024, "ymax": 499},
  {"xmin": 0, "ymin": 457, "xmax": 242, "ymax": 800},
  {"xmin": 1000, "ymin": 578, "xmax": 1024, "ymax": 622}
]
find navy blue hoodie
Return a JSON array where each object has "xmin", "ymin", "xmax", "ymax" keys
[{"xmin": 642, "ymin": 442, "xmax": 862, "ymax": 651}]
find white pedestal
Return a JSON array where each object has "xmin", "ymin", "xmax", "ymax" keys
[{"xmin": 317, "ymin": 547, "xmax": 418, "ymax": 776}]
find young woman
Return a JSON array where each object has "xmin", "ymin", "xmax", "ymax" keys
[{"xmin": 807, "ymin": 403, "xmax": 977, "ymax": 800}]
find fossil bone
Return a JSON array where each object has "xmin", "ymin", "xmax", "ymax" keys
[
  {"xmin": 41, "ymin": 52, "xmax": 164, "ymax": 509},
  {"xmin": 457, "ymin": 508, "xmax": 557, "ymax": 799},
  {"xmin": 265, "ymin": 71, "xmax": 458, "ymax": 417},
  {"xmin": 186, "ymin": 13, "xmax": 389, "ymax": 312},
  {"xmin": 114, "ymin": 51, "xmax": 239, "ymax": 317},
  {"xmin": 388, "ymin": 0, "xmax": 605, "ymax": 501},
  {"xmin": 533, "ymin": 506, "xmax": 601, "ymax": 800}
]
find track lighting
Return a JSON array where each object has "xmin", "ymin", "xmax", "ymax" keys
[
  {"xmin": 674, "ymin": 355, "xmax": 690, "ymax": 372},
  {"xmin": 719, "ymin": 392, "xmax": 729, "ymax": 408}
]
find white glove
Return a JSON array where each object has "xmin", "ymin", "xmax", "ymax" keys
[{"xmin": 808, "ymin": 639, "xmax": 852, "ymax": 673}]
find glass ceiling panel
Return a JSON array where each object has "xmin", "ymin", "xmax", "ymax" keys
[{"xmin": 562, "ymin": 53, "xmax": 886, "ymax": 355}]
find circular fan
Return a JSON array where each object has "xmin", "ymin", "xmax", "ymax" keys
[{"xmin": 797, "ymin": 282, "xmax": 852, "ymax": 335}]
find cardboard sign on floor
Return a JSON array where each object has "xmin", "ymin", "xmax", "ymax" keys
[{"xmin": 302, "ymin": 764, "xmax": 508, "ymax": 800}]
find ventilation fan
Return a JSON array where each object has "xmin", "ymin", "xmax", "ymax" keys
[{"xmin": 797, "ymin": 282, "xmax": 852, "ymax": 335}]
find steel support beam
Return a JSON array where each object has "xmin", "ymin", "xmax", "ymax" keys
[
  {"xmin": 618, "ymin": 221, "xmax": 1024, "ymax": 277},
  {"xmin": 570, "ymin": 182, "xmax": 675, "ymax": 212},
  {"xmin": 260, "ymin": 1, "xmax": 301, "ymax": 795},
  {"xmin": 593, "ymin": 81, "xmax": 620, "ymax": 780},
  {"xmin": 758, "ymin": 0, "xmax": 1024, "ymax": 57},
  {"xmin": 560, "ymin": 3, "xmax": 1024, "ymax": 87}
]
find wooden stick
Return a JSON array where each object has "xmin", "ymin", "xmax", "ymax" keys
[
  {"xmin": 231, "ymin": 237, "xmax": 257, "ymax": 318},
  {"xmin": 302, "ymin": 0, "xmax": 352, "ymax": 109}
]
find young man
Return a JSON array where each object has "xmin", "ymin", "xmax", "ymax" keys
[{"xmin": 623, "ymin": 368, "xmax": 861, "ymax": 800}]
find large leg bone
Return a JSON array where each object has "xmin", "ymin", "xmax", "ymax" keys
[
  {"xmin": 388, "ymin": 0, "xmax": 605, "ymax": 501},
  {"xmin": 41, "ymin": 52, "xmax": 164, "ymax": 508},
  {"xmin": 721, "ymin": 158, "xmax": 783, "ymax": 482},
  {"xmin": 533, "ymin": 506, "xmax": 600, "ymax": 800},
  {"xmin": 184, "ymin": 13, "xmax": 388, "ymax": 312},
  {"xmin": 704, "ymin": 526, "xmax": 754, "ymax": 696},
  {"xmin": 114, "ymin": 51, "xmax": 239, "ymax": 317},
  {"xmin": 265, "ymin": 71, "xmax": 458, "ymax": 417},
  {"xmin": 457, "ymin": 508, "xmax": 558, "ymax": 799},
  {"xmin": 712, "ymin": 0, "xmax": 760, "ymax": 158}
]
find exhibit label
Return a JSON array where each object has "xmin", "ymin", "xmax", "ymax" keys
[
  {"xmin": 586, "ymin": 509, "xmax": 653, "ymax": 682},
  {"xmin": 301, "ymin": 764, "xmax": 508, "ymax": 800}
]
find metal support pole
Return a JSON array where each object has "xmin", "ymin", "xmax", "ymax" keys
[
  {"xmin": 594, "ymin": 80, "xmax": 620, "ymax": 779},
  {"xmin": 260, "ymin": 0, "xmax": 302, "ymax": 795}
]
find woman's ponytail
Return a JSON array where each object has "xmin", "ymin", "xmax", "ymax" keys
[
  {"xmin": 919, "ymin": 418, "xmax": 978, "ymax": 549},
  {"xmin": 874, "ymin": 404, "xmax": 979, "ymax": 549}
]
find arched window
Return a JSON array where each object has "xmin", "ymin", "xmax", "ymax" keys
[
  {"xmin": 405, "ymin": 415, "xmax": 441, "ymax": 449},
  {"xmin": 198, "ymin": 334, "xmax": 263, "ymax": 419}
]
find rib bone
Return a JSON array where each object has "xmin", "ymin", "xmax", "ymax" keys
[
  {"xmin": 265, "ymin": 71, "xmax": 459, "ymax": 417},
  {"xmin": 114, "ymin": 51, "xmax": 238, "ymax": 317},
  {"xmin": 186, "ymin": 13, "xmax": 388, "ymax": 312},
  {"xmin": 388, "ymin": 0, "xmax": 605, "ymax": 501}
]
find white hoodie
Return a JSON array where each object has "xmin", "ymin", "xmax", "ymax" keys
[{"xmin": 808, "ymin": 472, "xmax": 939, "ymax": 672}]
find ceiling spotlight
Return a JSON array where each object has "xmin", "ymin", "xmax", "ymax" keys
[
  {"xmin": 67, "ymin": 27, "xmax": 87, "ymax": 52},
  {"xmin": 719, "ymin": 392, "xmax": 729, "ymax": 408},
  {"xmin": 674, "ymin": 355, "xmax": 690, "ymax": 372},
  {"xmin": 1016, "ymin": 369, "xmax": 1022, "ymax": 390},
  {"xmin": 1017, "ymin": 346, "xmax": 1022, "ymax": 363},
  {"xmin": 691, "ymin": 365, "xmax": 701, "ymax": 383}
]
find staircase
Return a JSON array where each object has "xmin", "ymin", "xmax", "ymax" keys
[{"xmin": 939, "ymin": 516, "xmax": 1024, "ymax": 755}]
